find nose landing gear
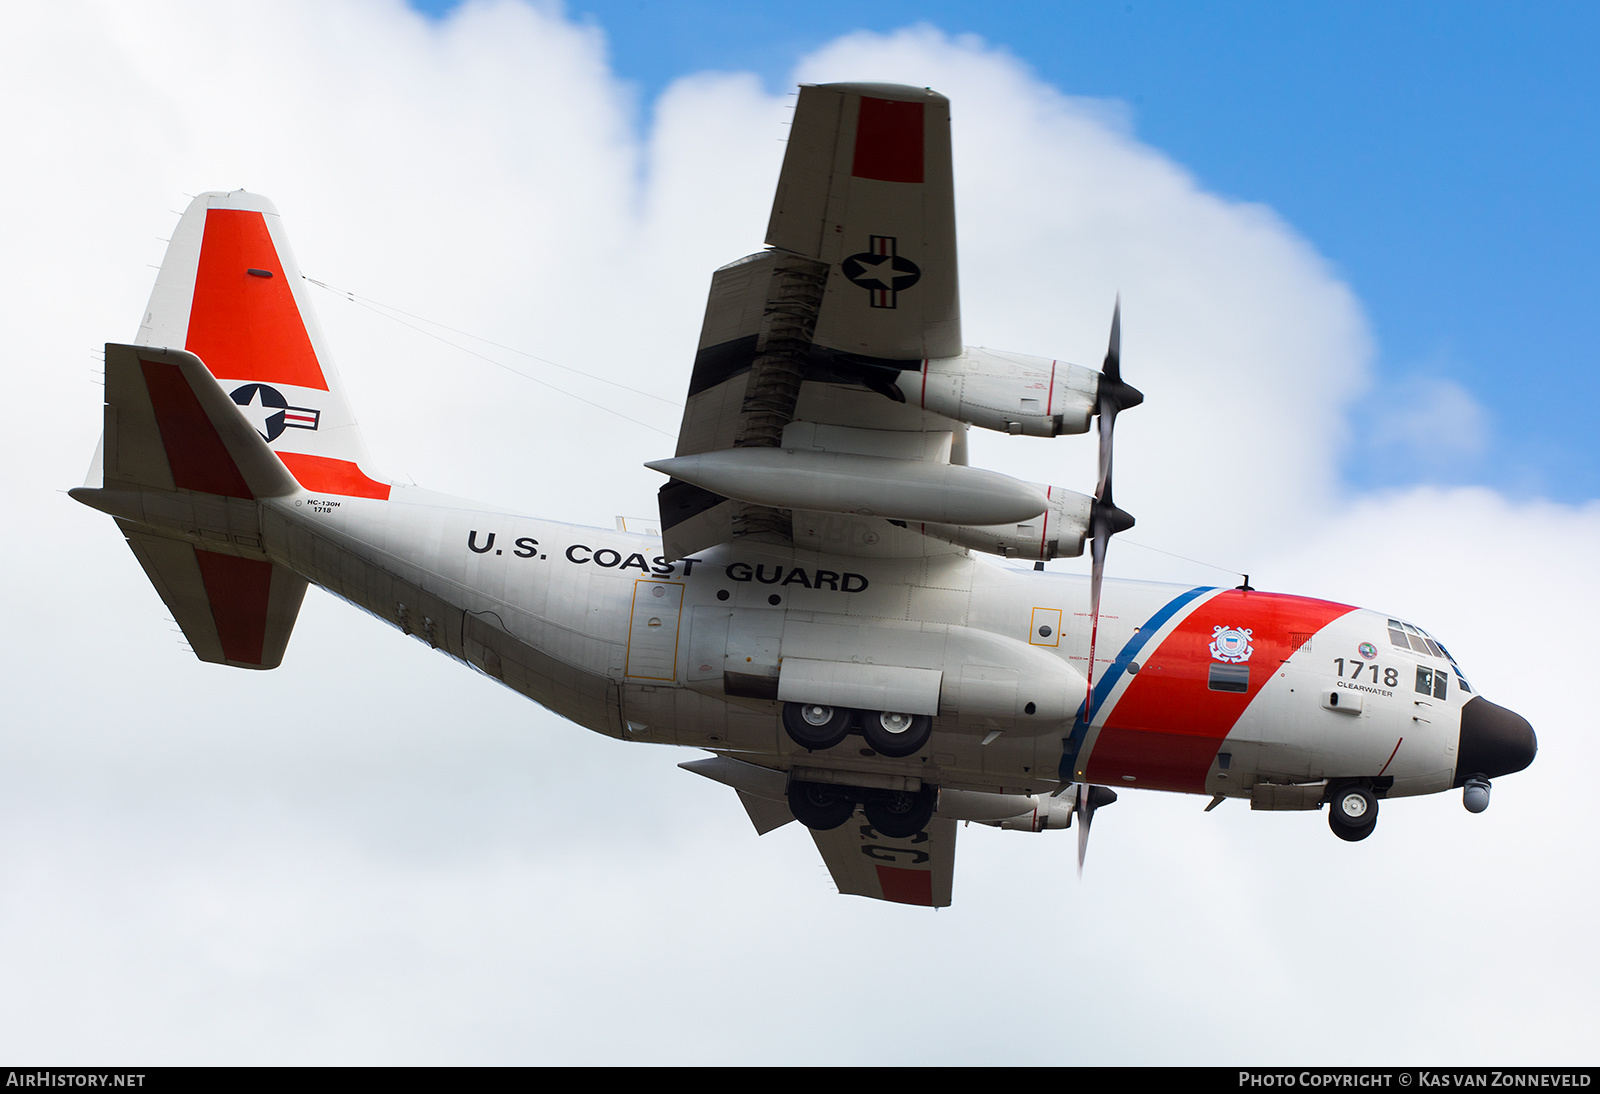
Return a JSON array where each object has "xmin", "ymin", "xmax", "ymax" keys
[{"xmin": 1327, "ymin": 782, "xmax": 1378, "ymax": 842}]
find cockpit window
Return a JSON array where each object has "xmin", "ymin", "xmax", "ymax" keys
[
  {"xmin": 1400, "ymin": 622, "xmax": 1434, "ymax": 655},
  {"xmin": 1389, "ymin": 619, "xmax": 1446, "ymax": 659},
  {"xmin": 1391, "ymin": 621, "xmax": 1475, "ymax": 693},
  {"xmin": 1435, "ymin": 641, "xmax": 1474, "ymax": 692},
  {"xmin": 1416, "ymin": 666, "xmax": 1448, "ymax": 700},
  {"xmin": 1387, "ymin": 619, "xmax": 1409, "ymax": 648}
]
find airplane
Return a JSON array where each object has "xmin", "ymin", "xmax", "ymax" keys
[{"xmin": 71, "ymin": 81, "xmax": 1536, "ymax": 908}]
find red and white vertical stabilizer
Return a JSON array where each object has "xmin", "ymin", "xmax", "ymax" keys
[{"xmin": 137, "ymin": 190, "xmax": 388, "ymax": 500}]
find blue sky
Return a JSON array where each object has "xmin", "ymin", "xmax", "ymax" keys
[{"xmin": 416, "ymin": 0, "xmax": 1600, "ymax": 502}]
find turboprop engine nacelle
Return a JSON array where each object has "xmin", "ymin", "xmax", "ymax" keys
[
  {"xmin": 919, "ymin": 484, "xmax": 1093, "ymax": 561},
  {"xmin": 936, "ymin": 790, "xmax": 1076, "ymax": 831},
  {"xmin": 894, "ymin": 348, "xmax": 1099, "ymax": 437}
]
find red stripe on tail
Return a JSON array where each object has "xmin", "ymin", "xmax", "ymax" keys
[
  {"xmin": 187, "ymin": 209, "xmax": 329, "ymax": 391},
  {"xmin": 277, "ymin": 452, "xmax": 391, "ymax": 500}
]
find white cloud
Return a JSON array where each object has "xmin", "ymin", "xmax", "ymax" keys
[
  {"xmin": 1, "ymin": 1, "xmax": 1593, "ymax": 1064},
  {"xmin": 1363, "ymin": 373, "xmax": 1492, "ymax": 469}
]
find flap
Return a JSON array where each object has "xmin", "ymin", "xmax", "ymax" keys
[{"xmin": 778, "ymin": 659, "xmax": 943, "ymax": 717}]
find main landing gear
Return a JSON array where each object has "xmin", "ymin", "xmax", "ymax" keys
[
  {"xmin": 786, "ymin": 778, "xmax": 938, "ymax": 839},
  {"xmin": 1326, "ymin": 781, "xmax": 1379, "ymax": 842},
  {"xmin": 780, "ymin": 701, "xmax": 933, "ymax": 757}
]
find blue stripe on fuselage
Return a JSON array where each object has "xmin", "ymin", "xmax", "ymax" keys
[{"xmin": 1058, "ymin": 585, "xmax": 1215, "ymax": 782}]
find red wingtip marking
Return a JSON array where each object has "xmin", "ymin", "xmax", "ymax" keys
[
  {"xmin": 875, "ymin": 864, "xmax": 934, "ymax": 906},
  {"xmin": 140, "ymin": 359, "xmax": 254, "ymax": 499},
  {"xmin": 852, "ymin": 96, "xmax": 925, "ymax": 183},
  {"xmin": 187, "ymin": 209, "xmax": 329, "ymax": 391},
  {"xmin": 194, "ymin": 549, "xmax": 273, "ymax": 665},
  {"xmin": 277, "ymin": 452, "xmax": 390, "ymax": 500}
]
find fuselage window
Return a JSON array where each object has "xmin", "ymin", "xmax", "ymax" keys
[{"xmin": 1209, "ymin": 664, "xmax": 1249, "ymax": 693}]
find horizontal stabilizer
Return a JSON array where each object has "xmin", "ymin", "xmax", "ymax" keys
[
  {"xmin": 119, "ymin": 521, "xmax": 307, "ymax": 670},
  {"xmin": 92, "ymin": 344, "xmax": 298, "ymax": 499}
]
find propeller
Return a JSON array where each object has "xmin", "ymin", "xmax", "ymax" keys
[
  {"xmin": 1084, "ymin": 297, "xmax": 1142, "ymax": 729},
  {"xmin": 1074, "ymin": 783, "xmax": 1120, "ymax": 874},
  {"xmin": 1062, "ymin": 298, "xmax": 1142, "ymax": 874}
]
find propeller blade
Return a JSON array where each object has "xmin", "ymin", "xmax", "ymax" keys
[
  {"xmin": 1083, "ymin": 298, "xmax": 1138, "ymax": 718},
  {"xmin": 1102, "ymin": 296, "xmax": 1121, "ymax": 383},
  {"xmin": 1073, "ymin": 782, "xmax": 1120, "ymax": 875},
  {"xmin": 1075, "ymin": 783, "xmax": 1093, "ymax": 874},
  {"xmin": 1068, "ymin": 299, "xmax": 1141, "ymax": 875}
]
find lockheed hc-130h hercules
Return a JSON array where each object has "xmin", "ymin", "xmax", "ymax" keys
[{"xmin": 73, "ymin": 82, "xmax": 1536, "ymax": 907}]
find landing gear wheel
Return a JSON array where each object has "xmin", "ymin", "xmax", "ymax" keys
[
  {"xmin": 863, "ymin": 786, "xmax": 938, "ymax": 839},
  {"xmin": 1328, "ymin": 784, "xmax": 1378, "ymax": 840},
  {"xmin": 782, "ymin": 702, "xmax": 851, "ymax": 750},
  {"xmin": 786, "ymin": 780, "xmax": 856, "ymax": 831},
  {"xmin": 1331, "ymin": 816, "xmax": 1377, "ymax": 842},
  {"xmin": 861, "ymin": 711, "xmax": 933, "ymax": 758}
]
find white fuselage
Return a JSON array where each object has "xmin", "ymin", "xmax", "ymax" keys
[{"xmin": 258, "ymin": 486, "xmax": 1467, "ymax": 803}]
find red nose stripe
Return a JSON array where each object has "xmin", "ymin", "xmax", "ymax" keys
[
  {"xmin": 187, "ymin": 209, "xmax": 329, "ymax": 391},
  {"xmin": 1085, "ymin": 591, "xmax": 1355, "ymax": 793}
]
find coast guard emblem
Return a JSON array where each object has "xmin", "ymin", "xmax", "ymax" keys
[{"xmin": 1210, "ymin": 626, "xmax": 1254, "ymax": 664}]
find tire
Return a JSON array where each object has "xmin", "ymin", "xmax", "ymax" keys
[
  {"xmin": 861, "ymin": 711, "xmax": 933, "ymax": 758},
  {"xmin": 786, "ymin": 780, "xmax": 856, "ymax": 831},
  {"xmin": 781, "ymin": 702, "xmax": 851, "ymax": 750},
  {"xmin": 863, "ymin": 786, "xmax": 937, "ymax": 839},
  {"xmin": 1328, "ymin": 783, "xmax": 1378, "ymax": 840},
  {"xmin": 1330, "ymin": 813, "xmax": 1377, "ymax": 842}
]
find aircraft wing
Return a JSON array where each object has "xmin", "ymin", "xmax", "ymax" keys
[
  {"xmin": 658, "ymin": 83, "xmax": 973, "ymax": 560},
  {"xmin": 810, "ymin": 816, "xmax": 957, "ymax": 908}
]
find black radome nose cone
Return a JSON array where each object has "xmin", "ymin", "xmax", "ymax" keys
[{"xmin": 1455, "ymin": 696, "xmax": 1537, "ymax": 785}]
